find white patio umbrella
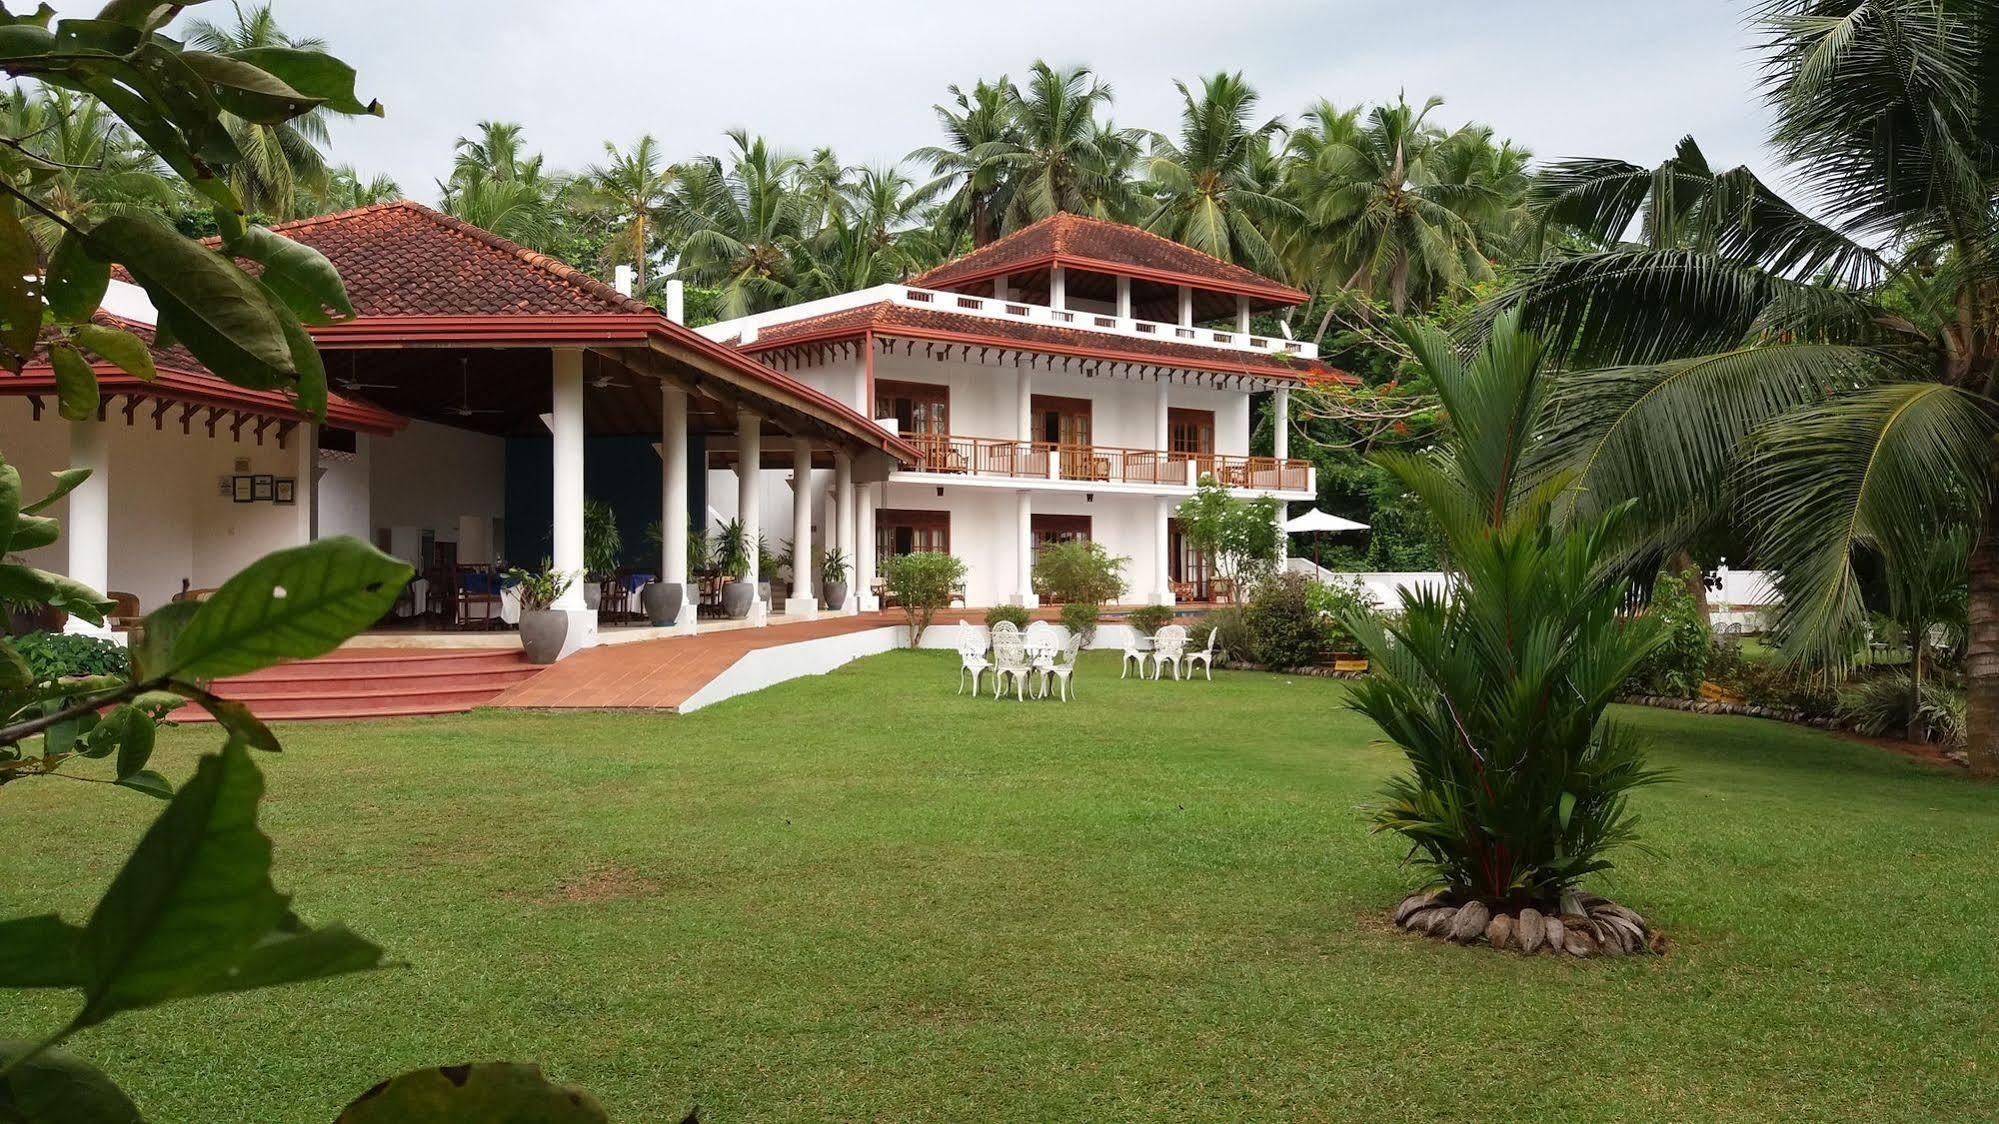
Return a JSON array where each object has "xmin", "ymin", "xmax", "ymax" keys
[{"xmin": 1283, "ymin": 508, "xmax": 1370, "ymax": 570}]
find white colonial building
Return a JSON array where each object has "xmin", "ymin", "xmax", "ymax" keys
[{"xmin": 701, "ymin": 214, "xmax": 1324, "ymax": 609}]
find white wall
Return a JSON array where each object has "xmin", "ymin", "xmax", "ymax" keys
[
  {"xmin": 367, "ymin": 419, "xmax": 505, "ymax": 564},
  {"xmin": 1, "ymin": 398, "xmax": 313, "ymax": 611},
  {"xmin": 315, "ymin": 433, "xmax": 371, "ymax": 543},
  {"xmin": 874, "ymin": 483, "xmax": 1161, "ymax": 608}
]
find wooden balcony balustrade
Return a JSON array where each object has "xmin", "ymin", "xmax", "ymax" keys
[{"xmin": 901, "ymin": 433, "xmax": 1311, "ymax": 491}]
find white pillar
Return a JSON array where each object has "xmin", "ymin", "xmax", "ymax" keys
[
  {"xmin": 833, "ymin": 451, "xmax": 856, "ymax": 613},
  {"xmin": 738, "ymin": 408, "xmax": 766, "ymax": 626},
  {"xmin": 1236, "ymin": 295, "xmax": 1252, "ymax": 335},
  {"xmin": 63, "ymin": 417, "xmax": 112, "ymax": 638},
  {"xmin": 293, "ymin": 421, "xmax": 317, "ymax": 545},
  {"xmin": 1153, "ymin": 495, "xmax": 1175, "ymax": 606},
  {"xmin": 661, "ymin": 384, "xmax": 695, "ymax": 632},
  {"xmin": 547, "ymin": 349, "xmax": 595, "ymax": 655},
  {"xmin": 1016, "ymin": 368, "xmax": 1033, "ymax": 442},
  {"xmin": 1051, "ymin": 265, "xmax": 1067, "ymax": 311},
  {"xmin": 665, "ymin": 279, "xmax": 685, "ymax": 324},
  {"xmin": 1273, "ymin": 386, "xmax": 1291, "ymax": 461},
  {"xmin": 1177, "ymin": 285, "xmax": 1193, "ymax": 327},
  {"xmin": 856, "ymin": 481, "xmax": 879, "ymax": 611},
  {"xmin": 994, "ymin": 275, "xmax": 1010, "ymax": 300},
  {"xmin": 1115, "ymin": 275, "xmax": 1132, "ymax": 321},
  {"xmin": 785, "ymin": 437, "xmax": 817, "ymax": 618},
  {"xmin": 1010, "ymin": 490, "xmax": 1039, "ymax": 608},
  {"xmin": 1153, "ymin": 379, "xmax": 1170, "ymax": 453}
]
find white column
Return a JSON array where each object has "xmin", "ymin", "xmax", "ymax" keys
[
  {"xmin": 1016, "ymin": 368, "xmax": 1033, "ymax": 442},
  {"xmin": 785, "ymin": 437, "xmax": 817, "ymax": 618},
  {"xmin": 994, "ymin": 275, "xmax": 1010, "ymax": 300},
  {"xmin": 1153, "ymin": 379, "xmax": 1170, "ymax": 453},
  {"xmin": 547, "ymin": 349, "xmax": 595, "ymax": 655},
  {"xmin": 1153, "ymin": 495, "xmax": 1175, "ymax": 606},
  {"xmin": 1010, "ymin": 490, "xmax": 1039, "ymax": 608},
  {"xmin": 834, "ymin": 451, "xmax": 855, "ymax": 613},
  {"xmin": 738, "ymin": 408, "xmax": 766, "ymax": 625},
  {"xmin": 661, "ymin": 384, "xmax": 695, "ymax": 632},
  {"xmin": 1177, "ymin": 285, "xmax": 1193, "ymax": 327},
  {"xmin": 1051, "ymin": 265, "xmax": 1067, "ymax": 311},
  {"xmin": 293, "ymin": 422, "xmax": 317, "ymax": 545},
  {"xmin": 1115, "ymin": 275, "xmax": 1132, "ymax": 321},
  {"xmin": 63, "ymin": 417, "xmax": 112, "ymax": 638},
  {"xmin": 1273, "ymin": 386, "xmax": 1291, "ymax": 461},
  {"xmin": 1236, "ymin": 295, "xmax": 1252, "ymax": 335},
  {"xmin": 856, "ymin": 481, "xmax": 878, "ymax": 611}
]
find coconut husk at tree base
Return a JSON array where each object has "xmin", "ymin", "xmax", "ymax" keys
[{"xmin": 1389, "ymin": 891, "xmax": 1663, "ymax": 957}]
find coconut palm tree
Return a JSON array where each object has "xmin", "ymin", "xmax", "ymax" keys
[
  {"xmin": 184, "ymin": 2, "xmax": 331, "ymax": 218},
  {"xmin": 911, "ymin": 78, "xmax": 1018, "ymax": 248},
  {"xmin": 662, "ymin": 131, "xmax": 810, "ymax": 317},
  {"xmin": 438, "ymin": 121, "xmax": 567, "ymax": 252},
  {"xmin": 1499, "ymin": 0, "xmax": 1999, "ymax": 775},
  {"xmin": 1141, "ymin": 71, "xmax": 1300, "ymax": 274},
  {"xmin": 985, "ymin": 62, "xmax": 1145, "ymax": 234},
  {"xmin": 1281, "ymin": 95, "xmax": 1507, "ymax": 315},
  {"xmin": 789, "ymin": 165, "xmax": 945, "ymax": 300},
  {"xmin": 0, "ymin": 87, "xmax": 178, "ymax": 251},
  {"xmin": 573, "ymin": 135, "xmax": 674, "ymax": 287},
  {"xmin": 302, "ymin": 164, "xmax": 400, "ymax": 215}
]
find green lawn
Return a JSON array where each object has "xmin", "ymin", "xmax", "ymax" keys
[{"xmin": 8, "ymin": 651, "xmax": 1997, "ymax": 1121}]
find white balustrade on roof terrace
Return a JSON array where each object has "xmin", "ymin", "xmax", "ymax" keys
[{"xmin": 699, "ymin": 283, "xmax": 1319, "ymax": 362}]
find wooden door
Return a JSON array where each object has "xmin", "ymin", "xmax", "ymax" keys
[{"xmin": 1033, "ymin": 394, "xmax": 1096, "ymax": 479}]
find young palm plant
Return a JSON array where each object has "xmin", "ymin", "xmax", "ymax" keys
[{"xmin": 1348, "ymin": 310, "xmax": 1668, "ymax": 956}]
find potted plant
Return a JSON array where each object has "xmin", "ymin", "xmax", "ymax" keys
[
  {"xmin": 639, "ymin": 518, "xmax": 707, "ymax": 626},
  {"xmin": 820, "ymin": 546, "xmax": 850, "ymax": 611},
  {"xmin": 714, "ymin": 519, "xmax": 755, "ymax": 619},
  {"xmin": 506, "ymin": 559, "xmax": 575, "ymax": 664},
  {"xmin": 758, "ymin": 535, "xmax": 781, "ymax": 605},
  {"xmin": 580, "ymin": 499, "xmax": 622, "ymax": 610}
]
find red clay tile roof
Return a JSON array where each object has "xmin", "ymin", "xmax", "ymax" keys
[
  {"xmin": 738, "ymin": 301, "xmax": 1336, "ymax": 382},
  {"xmin": 910, "ymin": 213, "xmax": 1309, "ymax": 305},
  {"xmin": 255, "ymin": 200, "xmax": 646, "ymax": 318},
  {"xmin": 4, "ymin": 314, "xmax": 406, "ymax": 434}
]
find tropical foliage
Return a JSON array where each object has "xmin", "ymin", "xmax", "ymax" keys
[
  {"xmin": 1341, "ymin": 311, "xmax": 1666, "ymax": 907},
  {"xmin": 1500, "ymin": 0, "xmax": 1999, "ymax": 775}
]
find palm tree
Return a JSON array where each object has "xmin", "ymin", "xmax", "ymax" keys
[
  {"xmin": 1499, "ymin": 0, "xmax": 1999, "ymax": 775},
  {"xmin": 1141, "ymin": 72, "xmax": 1300, "ymax": 274},
  {"xmin": 573, "ymin": 135, "xmax": 674, "ymax": 287},
  {"xmin": 438, "ymin": 121, "xmax": 567, "ymax": 251},
  {"xmin": 911, "ymin": 79, "xmax": 1018, "ymax": 248},
  {"xmin": 185, "ymin": 2, "xmax": 331, "ymax": 218},
  {"xmin": 302, "ymin": 164, "xmax": 400, "ymax": 214},
  {"xmin": 662, "ymin": 131, "xmax": 809, "ymax": 317},
  {"xmin": 985, "ymin": 62, "xmax": 1145, "ymax": 234},
  {"xmin": 0, "ymin": 87, "xmax": 178, "ymax": 250},
  {"xmin": 789, "ymin": 165, "xmax": 945, "ymax": 301},
  {"xmin": 1281, "ymin": 95, "xmax": 1508, "ymax": 315}
]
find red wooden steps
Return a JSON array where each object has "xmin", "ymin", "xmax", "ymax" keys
[{"xmin": 181, "ymin": 648, "xmax": 542, "ymax": 722}]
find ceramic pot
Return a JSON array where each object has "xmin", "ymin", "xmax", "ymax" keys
[
  {"xmin": 721, "ymin": 580, "xmax": 756, "ymax": 619},
  {"xmin": 822, "ymin": 581, "xmax": 849, "ymax": 611},
  {"xmin": 641, "ymin": 582, "xmax": 683, "ymax": 626},
  {"xmin": 519, "ymin": 609, "xmax": 568, "ymax": 664}
]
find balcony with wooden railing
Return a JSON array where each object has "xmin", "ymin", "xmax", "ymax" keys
[{"xmin": 900, "ymin": 432, "xmax": 1312, "ymax": 493}]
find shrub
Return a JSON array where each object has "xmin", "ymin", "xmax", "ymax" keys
[
  {"xmin": 1060, "ymin": 601, "xmax": 1101, "ymax": 645},
  {"xmin": 1175, "ymin": 479, "xmax": 1280, "ymax": 601},
  {"xmin": 984, "ymin": 604, "xmax": 1031, "ymax": 629},
  {"xmin": 1731, "ymin": 661, "xmax": 1843, "ymax": 719},
  {"xmin": 883, "ymin": 551, "xmax": 966, "ymax": 647},
  {"xmin": 1840, "ymin": 672, "xmax": 1967, "ymax": 747},
  {"xmin": 1124, "ymin": 603, "xmax": 1175, "ymax": 636},
  {"xmin": 1629, "ymin": 567, "xmax": 1711, "ymax": 697},
  {"xmin": 1245, "ymin": 571, "xmax": 1329, "ymax": 670},
  {"xmin": 1340, "ymin": 311, "xmax": 1667, "ymax": 910},
  {"xmin": 1305, "ymin": 575, "xmax": 1376, "ymax": 653},
  {"xmin": 1033, "ymin": 540, "xmax": 1127, "ymax": 606},
  {"xmin": 1201, "ymin": 606, "xmax": 1252, "ymax": 663},
  {"xmin": 582, "ymin": 498, "xmax": 622, "ymax": 577},
  {"xmin": 13, "ymin": 631, "xmax": 128, "ymax": 682}
]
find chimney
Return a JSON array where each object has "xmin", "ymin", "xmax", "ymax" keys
[
  {"xmin": 613, "ymin": 264, "xmax": 635, "ymax": 297},
  {"xmin": 741, "ymin": 323, "xmax": 759, "ymax": 345},
  {"xmin": 665, "ymin": 278, "xmax": 685, "ymax": 324}
]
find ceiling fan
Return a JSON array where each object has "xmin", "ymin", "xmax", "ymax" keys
[
  {"xmin": 332, "ymin": 354, "xmax": 393, "ymax": 392},
  {"xmin": 445, "ymin": 358, "xmax": 502, "ymax": 418},
  {"xmin": 586, "ymin": 354, "xmax": 629, "ymax": 390}
]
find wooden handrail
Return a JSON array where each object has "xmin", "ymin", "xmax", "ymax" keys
[{"xmin": 900, "ymin": 432, "xmax": 1310, "ymax": 490}]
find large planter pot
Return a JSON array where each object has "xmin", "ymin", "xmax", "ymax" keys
[
  {"xmin": 519, "ymin": 609, "xmax": 568, "ymax": 665},
  {"xmin": 757, "ymin": 580, "xmax": 773, "ymax": 605},
  {"xmin": 582, "ymin": 582, "xmax": 602, "ymax": 610},
  {"xmin": 721, "ymin": 580, "xmax": 756, "ymax": 619},
  {"xmin": 640, "ymin": 582, "xmax": 683, "ymax": 626},
  {"xmin": 822, "ymin": 580, "xmax": 849, "ymax": 611}
]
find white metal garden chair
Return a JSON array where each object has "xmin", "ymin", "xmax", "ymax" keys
[
  {"xmin": 1042, "ymin": 635, "xmax": 1084, "ymax": 702},
  {"xmin": 990, "ymin": 619, "xmax": 1020, "ymax": 636},
  {"xmin": 1023, "ymin": 619, "xmax": 1057, "ymax": 652},
  {"xmin": 1151, "ymin": 624, "xmax": 1188, "ymax": 680},
  {"xmin": 990, "ymin": 629, "xmax": 1033, "ymax": 701},
  {"xmin": 956, "ymin": 622, "xmax": 991, "ymax": 696},
  {"xmin": 1184, "ymin": 626, "xmax": 1218, "ymax": 680},
  {"xmin": 1120, "ymin": 631, "xmax": 1153, "ymax": 679}
]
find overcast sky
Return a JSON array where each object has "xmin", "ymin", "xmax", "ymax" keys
[{"xmin": 130, "ymin": 1, "xmax": 1785, "ymax": 199}]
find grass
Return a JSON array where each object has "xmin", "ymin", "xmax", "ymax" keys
[{"xmin": 7, "ymin": 651, "xmax": 1997, "ymax": 1121}]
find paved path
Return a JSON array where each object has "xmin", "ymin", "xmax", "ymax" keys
[{"xmin": 489, "ymin": 612, "xmax": 902, "ymax": 711}]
